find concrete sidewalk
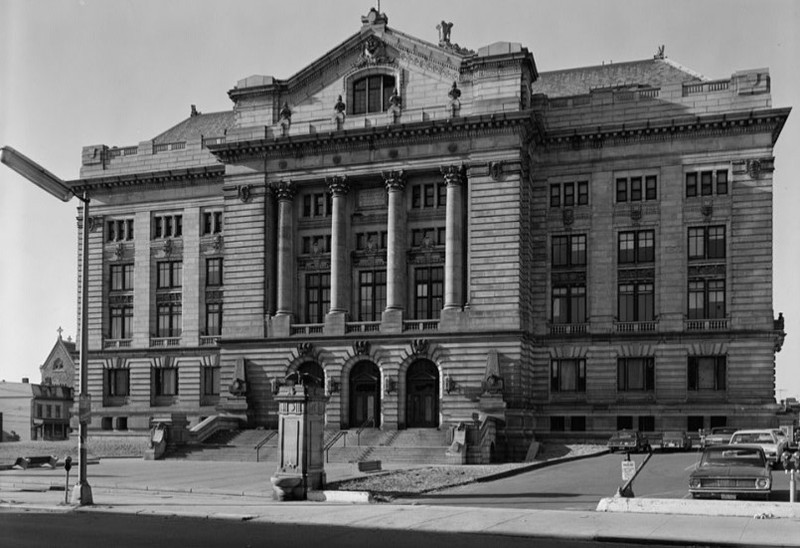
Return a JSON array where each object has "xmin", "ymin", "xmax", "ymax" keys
[{"xmin": 2, "ymin": 459, "xmax": 799, "ymax": 546}]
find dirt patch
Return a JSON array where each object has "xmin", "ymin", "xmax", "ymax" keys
[
  {"xmin": 0, "ymin": 437, "xmax": 148, "ymax": 464},
  {"xmin": 331, "ymin": 444, "xmax": 606, "ymax": 500}
]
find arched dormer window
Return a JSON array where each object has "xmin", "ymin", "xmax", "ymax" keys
[{"xmin": 351, "ymin": 74, "xmax": 396, "ymax": 115}]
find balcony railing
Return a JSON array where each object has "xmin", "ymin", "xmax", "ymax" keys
[
  {"xmin": 152, "ymin": 141, "xmax": 186, "ymax": 153},
  {"xmin": 150, "ymin": 337, "xmax": 181, "ymax": 347},
  {"xmin": 685, "ymin": 319, "xmax": 729, "ymax": 331},
  {"xmin": 682, "ymin": 79, "xmax": 730, "ymax": 96},
  {"xmin": 614, "ymin": 321, "xmax": 658, "ymax": 333},
  {"xmin": 199, "ymin": 336, "xmax": 220, "ymax": 346},
  {"xmin": 290, "ymin": 324, "xmax": 324, "ymax": 336},
  {"xmin": 403, "ymin": 320, "xmax": 439, "ymax": 332},
  {"xmin": 345, "ymin": 322, "xmax": 381, "ymax": 334},
  {"xmin": 103, "ymin": 339, "xmax": 132, "ymax": 349},
  {"xmin": 548, "ymin": 323, "xmax": 588, "ymax": 335}
]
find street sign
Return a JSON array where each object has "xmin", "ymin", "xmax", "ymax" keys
[{"xmin": 621, "ymin": 459, "xmax": 636, "ymax": 481}]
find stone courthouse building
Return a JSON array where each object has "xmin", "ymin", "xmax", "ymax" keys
[{"xmin": 67, "ymin": 9, "xmax": 789, "ymax": 458}]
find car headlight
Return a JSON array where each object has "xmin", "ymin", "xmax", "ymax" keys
[
  {"xmin": 756, "ymin": 478, "xmax": 770, "ymax": 489},
  {"xmin": 689, "ymin": 478, "xmax": 701, "ymax": 488}
]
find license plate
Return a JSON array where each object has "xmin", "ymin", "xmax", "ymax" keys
[{"xmin": 721, "ymin": 494, "xmax": 736, "ymax": 500}]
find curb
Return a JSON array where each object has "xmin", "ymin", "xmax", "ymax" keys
[
  {"xmin": 597, "ymin": 496, "xmax": 800, "ymax": 519},
  {"xmin": 475, "ymin": 448, "xmax": 611, "ymax": 483}
]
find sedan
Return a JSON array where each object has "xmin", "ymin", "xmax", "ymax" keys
[
  {"xmin": 729, "ymin": 429, "xmax": 788, "ymax": 465},
  {"xmin": 607, "ymin": 430, "xmax": 651, "ymax": 453},
  {"xmin": 689, "ymin": 444, "xmax": 772, "ymax": 500},
  {"xmin": 660, "ymin": 430, "xmax": 692, "ymax": 452},
  {"xmin": 701, "ymin": 427, "xmax": 737, "ymax": 448}
]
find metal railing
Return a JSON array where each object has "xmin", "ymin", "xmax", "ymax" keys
[
  {"xmin": 254, "ymin": 431, "xmax": 277, "ymax": 462},
  {"xmin": 356, "ymin": 417, "xmax": 375, "ymax": 446},
  {"xmin": 324, "ymin": 431, "xmax": 348, "ymax": 463}
]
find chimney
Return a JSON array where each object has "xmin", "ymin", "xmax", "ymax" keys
[{"xmin": 21, "ymin": 377, "xmax": 29, "ymax": 383}]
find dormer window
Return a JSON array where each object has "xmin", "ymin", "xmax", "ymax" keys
[{"xmin": 352, "ymin": 74, "xmax": 395, "ymax": 115}]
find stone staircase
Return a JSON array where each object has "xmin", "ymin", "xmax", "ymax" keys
[{"xmin": 168, "ymin": 429, "xmax": 277, "ymax": 462}]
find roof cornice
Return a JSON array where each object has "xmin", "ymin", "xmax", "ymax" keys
[{"xmin": 68, "ymin": 164, "xmax": 225, "ymax": 193}]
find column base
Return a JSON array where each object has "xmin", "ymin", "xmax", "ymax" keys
[
  {"xmin": 70, "ymin": 481, "xmax": 93, "ymax": 506},
  {"xmin": 381, "ymin": 308, "xmax": 404, "ymax": 333},
  {"xmin": 268, "ymin": 314, "xmax": 293, "ymax": 338},
  {"xmin": 324, "ymin": 311, "xmax": 347, "ymax": 336}
]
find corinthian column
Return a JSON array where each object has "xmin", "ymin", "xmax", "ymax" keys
[
  {"xmin": 274, "ymin": 180, "xmax": 295, "ymax": 317},
  {"xmin": 327, "ymin": 176, "xmax": 349, "ymax": 315},
  {"xmin": 382, "ymin": 170, "xmax": 406, "ymax": 331},
  {"xmin": 442, "ymin": 165, "xmax": 464, "ymax": 310}
]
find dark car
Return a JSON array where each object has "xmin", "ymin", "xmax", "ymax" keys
[
  {"xmin": 689, "ymin": 444, "xmax": 772, "ymax": 500},
  {"xmin": 701, "ymin": 427, "xmax": 738, "ymax": 449},
  {"xmin": 660, "ymin": 430, "xmax": 692, "ymax": 452},
  {"xmin": 607, "ymin": 430, "xmax": 651, "ymax": 453}
]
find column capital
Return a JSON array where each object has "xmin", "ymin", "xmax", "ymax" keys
[
  {"xmin": 325, "ymin": 175, "xmax": 350, "ymax": 196},
  {"xmin": 440, "ymin": 164, "xmax": 465, "ymax": 187},
  {"xmin": 383, "ymin": 169, "xmax": 406, "ymax": 192},
  {"xmin": 273, "ymin": 180, "xmax": 295, "ymax": 201}
]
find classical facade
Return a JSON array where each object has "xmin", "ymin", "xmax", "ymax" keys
[{"xmin": 67, "ymin": 10, "xmax": 788, "ymax": 457}]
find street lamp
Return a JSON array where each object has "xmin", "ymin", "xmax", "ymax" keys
[{"xmin": 1, "ymin": 145, "xmax": 93, "ymax": 506}]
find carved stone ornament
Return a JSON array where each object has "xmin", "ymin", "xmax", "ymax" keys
[
  {"xmin": 701, "ymin": 200, "xmax": 713, "ymax": 219},
  {"xmin": 163, "ymin": 238, "xmax": 174, "ymax": 257},
  {"xmin": 562, "ymin": 208, "xmax": 574, "ymax": 226},
  {"xmin": 297, "ymin": 342, "xmax": 313, "ymax": 356},
  {"xmin": 279, "ymin": 102, "xmax": 292, "ymax": 136},
  {"xmin": 383, "ymin": 169, "xmax": 406, "ymax": 192},
  {"xmin": 354, "ymin": 36, "xmax": 394, "ymax": 68},
  {"xmin": 87, "ymin": 216, "xmax": 103, "ymax": 233},
  {"xmin": 353, "ymin": 340, "xmax": 370, "ymax": 356},
  {"xmin": 326, "ymin": 175, "xmax": 350, "ymax": 196},
  {"xmin": 489, "ymin": 161, "xmax": 504, "ymax": 182},
  {"xmin": 212, "ymin": 233, "xmax": 223, "ymax": 252},
  {"xmin": 411, "ymin": 339, "xmax": 429, "ymax": 356},
  {"xmin": 629, "ymin": 204, "xmax": 643, "ymax": 222},
  {"xmin": 114, "ymin": 243, "xmax": 125, "ymax": 260},
  {"xmin": 440, "ymin": 164, "xmax": 464, "ymax": 187},
  {"xmin": 237, "ymin": 184, "xmax": 252, "ymax": 203},
  {"xmin": 747, "ymin": 159, "xmax": 762, "ymax": 179},
  {"xmin": 448, "ymin": 81, "xmax": 462, "ymax": 117},
  {"xmin": 274, "ymin": 180, "xmax": 295, "ymax": 201}
]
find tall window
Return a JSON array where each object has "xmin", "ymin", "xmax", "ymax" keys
[
  {"xmin": 411, "ymin": 183, "xmax": 446, "ymax": 209},
  {"xmin": 414, "ymin": 266, "xmax": 443, "ymax": 320},
  {"xmin": 105, "ymin": 369, "xmax": 130, "ymax": 397},
  {"xmin": 618, "ymin": 282, "xmax": 654, "ymax": 322},
  {"xmin": 109, "ymin": 263, "xmax": 133, "ymax": 340},
  {"xmin": 157, "ymin": 303, "xmax": 182, "ymax": 337},
  {"xmin": 110, "ymin": 305, "xmax": 133, "ymax": 339},
  {"xmin": 302, "ymin": 192, "xmax": 332, "ymax": 218},
  {"xmin": 157, "ymin": 261, "xmax": 182, "ymax": 289},
  {"xmin": 153, "ymin": 367, "xmax": 178, "ymax": 396},
  {"xmin": 552, "ymin": 285, "xmax": 586, "ymax": 324},
  {"xmin": 110, "ymin": 264, "xmax": 134, "ymax": 291},
  {"xmin": 552, "ymin": 235, "xmax": 586, "ymax": 268},
  {"xmin": 617, "ymin": 357, "xmax": 655, "ymax": 391},
  {"xmin": 202, "ymin": 211, "xmax": 223, "ymax": 235},
  {"xmin": 688, "ymin": 356, "xmax": 726, "ymax": 391},
  {"xmin": 352, "ymin": 74, "xmax": 395, "ymax": 115},
  {"xmin": 205, "ymin": 302, "xmax": 222, "ymax": 336},
  {"xmin": 305, "ymin": 273, "xmax": 330, "ymax": 323},
  {"xmin": 688, "ymin": 226, "xmax": 726, "ymax": 260},
  {"xmin": 358, "ymin": 270, "xmax": 386, "ymax": 321},
  {"xmin": 206, "ymin": 258, "xmax": 223, "ymax": 287},
  {"xmin": 550, "ymin": 359, "xmax": 586, "ymax": 392},
  {"xmin": 202, "ymin": 366, "xmax": 221, "ymax": 396}
]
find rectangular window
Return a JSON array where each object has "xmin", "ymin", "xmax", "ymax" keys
[
  {"xmin": 617, "ymin": 416, "xmax": 634, "ymax": 430},
  {"xmin": 550, "ymin": 184, "xmax": 561, "ymax": 207},
  {"xmin": 618, "ymin": 230, "xmax": 654, "ymax": 264},
  {"xmin": 110, "ymin": 305, "xmax": 133, "ymax": 339},
  {"xmin": 570, "ymin": 416, "xmax": 586, "ymax": 431},
  {"xmin": 689, "ymin": 280, "xmax": 726, "ymax": 319},
  {"xmin": 423, "ymin": 184, "xmax": 435, "ymax": 207},
  {"xmin": 153, "ymin": 214, "xmax": 182, "ymax": 239},
  {"xmin": 552, "ymin": 285, "xmax": 586, "ymax": 324},
  {"xmin": 154, "ymin": 367, "xmax": 178, "ymax": 396},
  {"xmin": 577, "ymin": 181, "xmax": 589, "ymax": 205},
  {"xmin": 716, "ymin": 170, "xmax": 728, "ymax": 195},
  {"xmin": 55, "ymin": 406, "xmax": 61, "ymax": 419},
  {"xmin": 106, "ymin": 369, "xmax": 130, "ymax": 397},
  {"xmin": 630, "ymin": 177, "xmax": 642, "ymax": 201},
  {"xmin": 686, "ymin": 172, "xmax": 698, "ymax": 197},
  {"xmin": 688, "ymin": 226, "xmax": 726, "ymax": 261},
  {"xmin": 202, "ymin": 211, "xmax": 223, "ymax": 235},
  {"xmin": 552, "ymin": 234, "xmax": 586, "ymax": 268},
  {"xmin": 206, "ymin": 258, "xmax": 223, "ymax": 287},
  {"xmin": 639, "ymin": 416, "xmax": 655, "ymax": 432},
  {"xmin": 202, "ymin": 366, "xmax": 221, "ymax": 396},
  {"xmin": 437, "ymin": 183, "xmax": 447, "ymax": 208},
  {"xmin": 110, "ymin": 264, "xmax": 134, "ymax": 291},
  {"xmin": 550, "ymin": 416, "xmax": 566, "ymax": 432},
  {"xmin": 563, "ymin": 182, "xmax": 575, "ymax": 206},
  {"xmin": 358, "ymin": 270, "xmax": 387, "ymax": 321},
  {"xmin": 305, "ymin": 273, "xmax": 330, "ymax": 323},
  {"xmin": 618, "ymin": 282, "xmax": 653, "ymax": 322},
  {"xmin": 645, "ymin": 176, "xmax": 657, "ymax": 200},
  {"xmin": 205, "ymin": 302, "xmax": 222, "ymax": 336},
  {"xmin": 157, "ymin": 304, "xmax": 182, "ymax": 337},
  {"xmin": 688, "ymin": 356, "xmax": 726, "ymax": 391},
  {"xmin": 414, "ymin": 266, "xmax": 443, "ymax": 320},
  {"xmin": 411, "ymin": 183, "xmax": 446, "ymax": 209},
  {"xmin": 157, "ymin": 261, "xmax": 182, "ymax": 289},
  {"xmin": 616, "ymin": 178, "xmax": 628, "ymax": 202},
  {"xmin": 550, "ymin": 359, "xmax": 586, "ymax": 392},
  {"xmin": 700, "ymin": 171, "xmax": 713, "ymax": 196},
  {"xmin": 617, "ymin": 357, "xmax": 655, "ymax": 391}
]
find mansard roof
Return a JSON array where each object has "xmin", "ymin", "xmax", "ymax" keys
[
  {"xmin": 153, "ymin": 109, "xmax": 234, "ymax": 143},
  {"xmin": 531, "ymin": 57, "xmax": 704, "ymax": 97}
]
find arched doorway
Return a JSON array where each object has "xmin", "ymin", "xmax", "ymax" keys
[
  {"xmin": 349, "ymin": 361, "xmax": 380, "ymax": 427},
  {"xmin": 406, "ymin": 360, "xmax": 439, "ymax": 427},
  {"xmin": 297, "ymin": 361, "xmax": 324, "ymax": 388}
]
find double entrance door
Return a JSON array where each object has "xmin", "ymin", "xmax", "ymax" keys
[{"xmin": 350, "ymin": 361, "xmax": 380, "ymax": 427}]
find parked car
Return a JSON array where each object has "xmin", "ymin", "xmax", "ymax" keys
[
  {"xmin": 660, "ymin": 430, "xmax": 692, "ymax": 451},
  {"xmin": 701, "ymin": 427, "xmax": 738, "ymax": 449},
  {"xmin": 689, "ymin": 444, "xmax": 772, "ymax": 500},
  {"xmin": 607, "ymin": 430, "xmax": 651, "ymax": 453},
  {"xmin": 729, "ymin": 429, "xmax": 788, "ymax": 466}
]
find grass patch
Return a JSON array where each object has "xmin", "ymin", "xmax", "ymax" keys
[{"xmin": 0, "ymin": 436, "xmax": 149, "ymax": 463}]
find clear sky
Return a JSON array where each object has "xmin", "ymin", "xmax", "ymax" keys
[{"xmin": 1, "ymin": 0, "xmax": 798, "ymax": 398}]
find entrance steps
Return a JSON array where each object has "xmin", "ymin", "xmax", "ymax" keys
[{"xmin": 168, "ymin": 429, "xmax": 277, "ymax": 462}]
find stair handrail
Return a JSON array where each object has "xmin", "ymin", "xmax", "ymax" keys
[
  {"xmin": 356, "ymin": 416, "xmax": 375, "ymax": 446},
  {"xmin": 324, "ymin": 430, "xmax": 348, "ymax": 463},
  {"xmin": 254, "ymin": 431, "xmax": 277, "ymax": 462}
]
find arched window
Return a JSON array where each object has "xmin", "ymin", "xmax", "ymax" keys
[{"xmin": 352, "ymin": 74, "xmax": 395, "ymax": 115}]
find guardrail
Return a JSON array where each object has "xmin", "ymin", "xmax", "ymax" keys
[
  {"xmin": 254, "ymin": 431, "xmax": 278, "ymax": 462},
  {"xmin": 324, "ymin": 431, "xmax": 348, "ymax": 463}
]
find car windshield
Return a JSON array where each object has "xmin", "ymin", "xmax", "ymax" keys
[
  {"xmin": 615, "ymin": 432, "xmax": 635, "ymax": 439},
  {"xmin": 711, "ymin": 428, "xmax": 735, "ymax": 434},
  {"xmin": 731, "ymin": 433, "xmax": 775, "ymax": 444},
  {"xmin": 701, "ymin": 448, "xmax": 765, "ymax": 467}
]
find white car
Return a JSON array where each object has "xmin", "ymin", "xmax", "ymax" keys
[{"xmin": 729, "ymin": 429, "xmax": 788, "ymax": 465}]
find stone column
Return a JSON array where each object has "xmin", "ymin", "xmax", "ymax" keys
[
  {"xmin": 264, "ymin": 185, "xmax": 277, "ymax": 317},
  {"xmin": 442, "ymin": 165, "xmax": 464, "ymax": 310},
  {"xmin": 326, "ymin": 176, "xmax": 349, "ymax": 334},
  {"xmin": 274, "ymin": 181, "xmax": 295, "ymax": 332},
  {"xmin": 381, "ymin": 170, "xmax": 406, "ymax": 332}
]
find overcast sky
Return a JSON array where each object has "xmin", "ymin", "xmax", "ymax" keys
[{"xmin": 1, "ymin": 0, "xmax": 798, "ymax": 399}]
